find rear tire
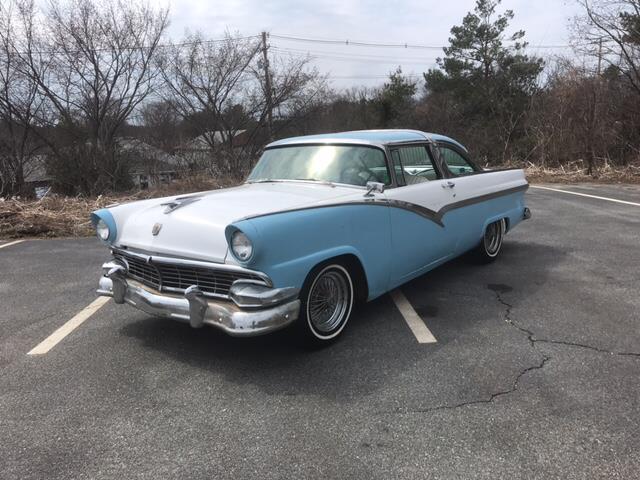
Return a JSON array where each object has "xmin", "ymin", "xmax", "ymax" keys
[
  {"xmin": 473, "ymin": 218, "xmax": 506, "ymax": 263},
  {"xmin": 295, "ymin": 262, "xmax": 354, "ymax": 347}
]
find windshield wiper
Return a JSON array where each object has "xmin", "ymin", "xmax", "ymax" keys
[
  {"xmin": 295, "ymin": 178, "xmax": 335, "ymax": 186},
  {"xmin": 247, "ymin": 179, "xmax": 279, "ymax": 183}
]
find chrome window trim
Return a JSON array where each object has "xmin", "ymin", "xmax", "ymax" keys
[
  {"xmin": 246, "ymin": 178, "xmax": 368, "ymax": 190},
  {"xmin": 385, "ymin": 142, "xmax": 444, "ymax": 188}
]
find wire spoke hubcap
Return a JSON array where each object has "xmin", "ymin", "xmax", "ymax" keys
[
  {"xmin": 484, "ymin": 219, "xmax": 504, "ymax": 256},
  {"xmin": 308, "ymin": 270, "xmax": 350, "ymax": 333}
]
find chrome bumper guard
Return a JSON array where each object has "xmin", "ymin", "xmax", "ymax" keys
[{"xmin": 97, "ymin": 261, "xmax": 300, "ymax": 336}]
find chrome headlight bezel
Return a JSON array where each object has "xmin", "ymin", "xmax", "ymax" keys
[{"xmin": 230, "ymin": 230, "xmax": 254, "ymax": 262}]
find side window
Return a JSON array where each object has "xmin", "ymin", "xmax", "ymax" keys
[
  {"xmin": 439, "ymin": 145, "xmax": 476, "ymax": 176},
  {"xmin": 357, "ymin": 147, "xmax": 391, "ymax": 185},
  {"xmin": 393, "ymin": 145, "xmax": 439, "ymax": 186}
]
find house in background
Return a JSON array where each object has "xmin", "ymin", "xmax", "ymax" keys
[
  {"xmin": 22, "ymin": 138, "xmax": 183, "ymax": 195},
  {"xmin": 175, "ymin": 130, "xmax": 249, "ymax": 154},
  {"xmin": 24, "ymin": 156, "xmax": 52, "ymax": 198},
  {"xmin": 116, "ymin": 137, "xmax": 182, "ymax": 189}
]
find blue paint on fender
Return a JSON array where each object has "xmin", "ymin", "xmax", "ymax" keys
[
  {"xmin": 90, "ymin": 208, "xmax": 117, "ymax": 244},
  {"xmin": 232, "ymin": 205, "xmax": 392, "ymax": 301},
  {"xmin": 230, "ymin": 189, "xmax": 527, "ymax": 300}
]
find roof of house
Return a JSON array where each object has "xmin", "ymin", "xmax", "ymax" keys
[
  {"xmin": 24, "ymin": 156, "xmax": 50, "ymax": 183},
  {"xmin": 116, "ymin": 137, "xmax": 181, "ymax": 172},
  {"xmin": 266, "ymin": 129, "xmax": 467, "ymax": 151},
  {"xmin": 178, "ymin": 130, "xmax": 248, "ymax": 151}
]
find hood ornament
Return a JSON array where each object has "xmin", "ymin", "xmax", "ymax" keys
[
  {"xmin": 152, "ymin": 223, "xmax": 162, "ymax": 236},
  {"xmin": 161, "ymin": 195, "xmax": 202, "ymax": 214}
]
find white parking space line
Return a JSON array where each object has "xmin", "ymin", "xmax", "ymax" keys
[
  {"xmin": 0, "ymin": 240, "xmax": 25, "ymax": 249},
  {"xmin": 390, "ymin": 289, "xmax": 437, "ymax": 344},
  {"xmin": 27, "ymin": 297, "xmax": 110, "ymax": 355},
  {"xmin": 531, "ymin": 186, "xmax": 640, "ymax": 207}
]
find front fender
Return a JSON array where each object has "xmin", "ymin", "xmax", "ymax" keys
[{"xmin": 231, "ymin": 204, "xmax": 392, "ymax": 301}]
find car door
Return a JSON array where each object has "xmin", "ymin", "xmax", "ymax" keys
[
  {"xmin": 383, "ymin": 144, "xmax": 456, "ymax": 286},
  {"xmin": 433, "ymin": 142, "xmax": 488, "ymax": 253}
]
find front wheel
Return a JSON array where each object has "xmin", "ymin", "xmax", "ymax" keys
[
  {"xmin": 473, "ymin": 218, "xmax": 506, "ymax": 263},
  {"xmin": 296, "ymin": 263, "xmax": 354, "ymax": 346}
]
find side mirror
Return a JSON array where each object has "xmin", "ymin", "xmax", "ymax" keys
[{"xmin": 365, "ymin": 181, "xmax": 385, "ymax": 197}]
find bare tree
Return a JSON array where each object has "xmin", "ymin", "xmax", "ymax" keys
[
  {"xmin": 15, "ymin": 0, "xmax": 169, "ymax": 195},
  {"xmin": 140, "ymin": 100, "xmax": 181, "ymax": 152},
  {"xmin": 157, "ymin": 32, "xmax": 260, "ymax": 174},
  {"xmin": 576, "ymin": 0, "xmax": 640, "ymax": 96},
  {"xmin": 248, "ymin": 52, "xmax": 327, "ymax": 147},
  {"xmin": 0, "ymin": 0, "xmax": 44, "ymax": 197},
  {"xmin": 158, "ymin": 32, "xmax": 325, "ymax": 178}
]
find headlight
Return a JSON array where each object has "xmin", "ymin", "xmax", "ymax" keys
[
  {"xmin": 96, "ymin": 219, "xmax": 110, "ymax": 241},
  {"xmin": 231, "ymin": 230, "xmax": 253, "ymax": 261}
]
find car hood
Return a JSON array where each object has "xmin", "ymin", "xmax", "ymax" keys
[{"xmin": 113, "ymin": 182, "xmax": 362, "ymax": 263}]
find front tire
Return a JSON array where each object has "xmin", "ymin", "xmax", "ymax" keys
[
  {"xmin": 473, "ymin": 218, "xmax": 506, "ymax": 263},
  {"xmin": 297, "ymin": 263, "xmax": 354, "ymax": 346}
]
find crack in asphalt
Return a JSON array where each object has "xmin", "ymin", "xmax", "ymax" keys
[
  {"xmin": 401, "ymin": 356, "xmax": 550, "ymax": 414},
  {"xmin": 393, "ymin": 288, "xmax": 638, "ymax": 415},
  {"xmin": 399, "ymin": 292, "xmax": 551, "ymax": 413},
  {"xmin": 495, "ymin": 290, "xmax": 640, "ymax": 358}
]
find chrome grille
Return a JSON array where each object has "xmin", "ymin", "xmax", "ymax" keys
[
  {"xmin": 112, "ymin": 250, "xmax": 267, "ymax": 298},
  {"xmin": 117, "ymin": 251, "xmax": 161, "ymax": 289}
]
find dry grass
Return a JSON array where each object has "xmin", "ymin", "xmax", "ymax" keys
[
  {"xmin": 1, "ymin": 167, "xmax": 638, "ymax": 240},
  {"xmin": 523, "ymin": 161, "xmax": 640, "ymax": 184},
  {"xmin": 0, "ymin": 174, "xmax": 239, "ymax": 239}
]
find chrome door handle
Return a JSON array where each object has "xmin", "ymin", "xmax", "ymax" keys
[{"xmin": 441, "ymin": 181, "xmax": 456, "ymax": 189}]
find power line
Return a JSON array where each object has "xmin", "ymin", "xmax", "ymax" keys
[
  {"xmin": 9, "ymin": 35, "xmax": 261, "ymax": 56},
  {"xmin": 270, "ymin": 33, "xmax": 444, "ymax": 50},
  {"xmin": 270, "ymin": 32, "xmax": 578, "ymax": 50},
  {"xmin": 271, "ymin": 45, "xmax": 438, "ymax": 61},
  {"xmin": 271, "ymin": 47, "xmax": 439, "ymax": 65}
]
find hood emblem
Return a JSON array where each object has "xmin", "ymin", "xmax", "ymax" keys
[{"xmin": 152, "ymin": 223, "xmax": 162, "ymax": 236}]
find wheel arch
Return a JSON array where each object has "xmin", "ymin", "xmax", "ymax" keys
[{"xmin": 303, "ymin": 253, "xmax": 369, "ymax": 304}]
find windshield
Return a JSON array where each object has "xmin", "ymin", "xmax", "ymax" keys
[{"xmin": 247, "ymin": 145, "xmax": 390, "ymax": 187}]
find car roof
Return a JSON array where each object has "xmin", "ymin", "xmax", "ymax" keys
[{"xmin": 266, "ymin": 129, "xmax": 467, "ymax": 151}]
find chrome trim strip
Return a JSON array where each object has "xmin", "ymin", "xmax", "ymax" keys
[
  {"xmin": 385, "ymin": 199, "xmax": 443, "ymax": 226},
  {"xmin": 238, "ymin": 184, "xmax": 528, "ymax": 227},
  {"xmin": 438, "ymin": 184, "xmax": 530, "ymax": 218}
]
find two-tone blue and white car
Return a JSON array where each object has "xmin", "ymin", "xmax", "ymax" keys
[{"xmin": 92, "ymin": 130, "xmax": 530, "ymax": 344}]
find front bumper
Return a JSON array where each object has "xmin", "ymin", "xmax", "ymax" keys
[{"xmin": 97, "ymin": 262, "xmax": 300, "ymax": 336}]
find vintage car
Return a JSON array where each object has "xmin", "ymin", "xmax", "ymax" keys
[{"xmin": 92, "ymin": 130, "xmax": 530, "ymax": 344}]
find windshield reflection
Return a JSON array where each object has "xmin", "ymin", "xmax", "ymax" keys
[{"xmin": 247, "ymin": 145, "xmax": 390, "ymax": 187}]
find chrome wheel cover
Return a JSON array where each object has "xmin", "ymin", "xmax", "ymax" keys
[
  {"xmin": 307, "ymin": 267, "xmax": 351, "ymax": 335},
  {"xmin": 484, "ymin": 219, "xmax": 504, "ymax": 257}
]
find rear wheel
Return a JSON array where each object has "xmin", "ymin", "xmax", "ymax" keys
[
  {"xmin": 473, "ymin": 218, "xmax": 506, "ymax": 263},
  {"xmin": 296, "ymin": 263, "xmax": 354, "ymax": 346}
]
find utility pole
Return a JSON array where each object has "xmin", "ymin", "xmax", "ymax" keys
[
  {"xmin": 261, "ymin": 31, "xmax": 273, "ymax": 142},
  {"xmin": 596, "ymin": 37, "xmax": 603, "ymax": 76}
]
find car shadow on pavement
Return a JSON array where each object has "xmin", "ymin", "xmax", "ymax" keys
[
  {"xmin": 118, "ymin": 239, "xmax": 565, "ymax": 401},
  {"xmin": 118, "ymin": 292, "xmax": 419, "ymax": 400}
]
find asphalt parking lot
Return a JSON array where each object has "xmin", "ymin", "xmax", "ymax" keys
[{"xmin": 1, "ymin": 184, "xmax": 639, "ymax": 479}]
